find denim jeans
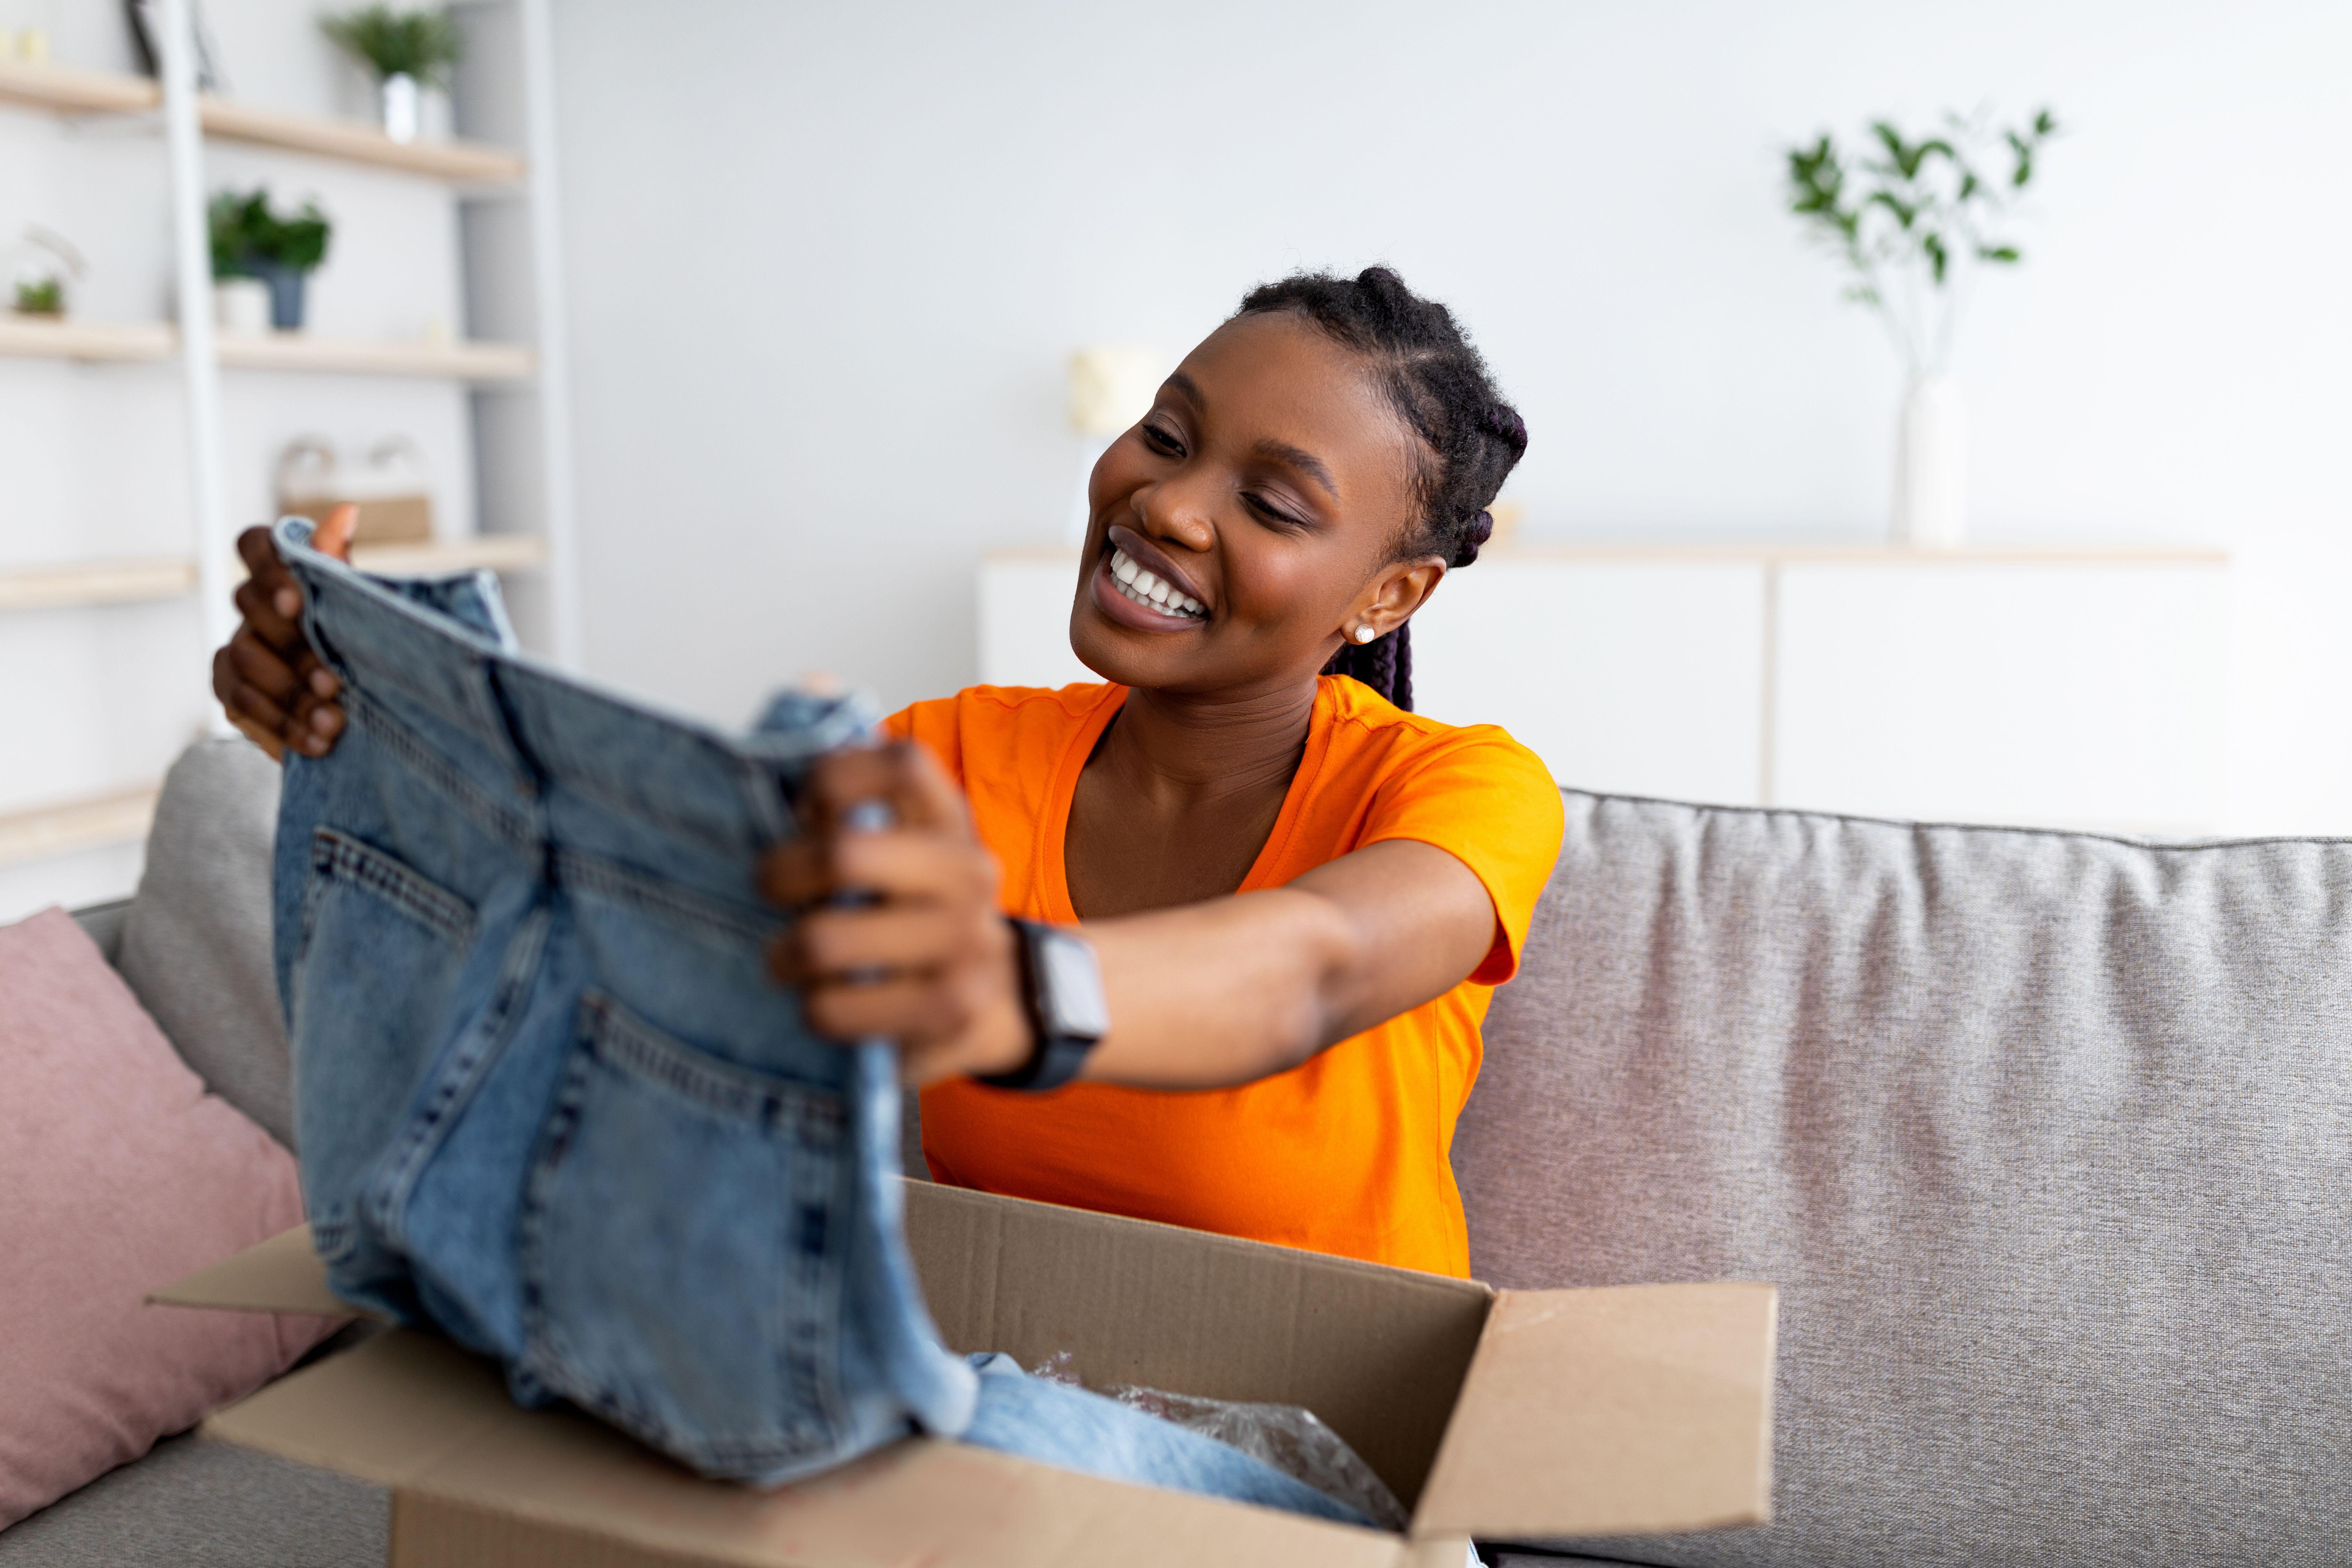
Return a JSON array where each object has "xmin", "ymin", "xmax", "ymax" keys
[{"xmin": 267, "ymin": 518, "xmax": 1370, "ymax": 1527}]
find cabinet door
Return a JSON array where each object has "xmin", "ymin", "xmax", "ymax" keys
[
  {"xmin": 1411, "ymin": 561, "xmax": 1766, "ymax": 805},
  {"xmin": 978, "ymin": 556, "xmax": 1094, "ymax": 689},
  {"xmin": 1773, "ymin": 564, "xmax": 2227, "ymax": 832}
]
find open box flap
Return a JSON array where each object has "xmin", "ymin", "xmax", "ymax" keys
[
  {"xmin": 1407, "ymin": 1282, "xmax": 1778, "ymax": 1541},
  {"xmin": 147, "ymin": 1223, "xmax": 374, "ymax": 1318},
  {"xmin": 206, "ymin": 1329, "xmax": 1408, "ymax": 1568}
]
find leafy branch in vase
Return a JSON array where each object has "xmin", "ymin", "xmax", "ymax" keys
[{"xmin": 1786, "ymin": 107, "xmax": 2057, "ymax": 379}]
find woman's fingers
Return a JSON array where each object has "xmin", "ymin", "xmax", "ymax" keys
[
  {"xmin": 801, "ymin": 743, "xmax": 971, "ymax": 836},
  {"xmin": 316, "ymin": 502, "xmax": 357, "ymax": 560},
  {"xmin": 757, "ymin": 742, "xmax": 1027, "ymax": 1077},
  {"xmin": 222, "ymin": 522, "xmax": 347, "ymax": 758},
  {"xmin": 792, "ymin": 958, "xmax": 1024, "ymax": 1084},
  {"xmin": 233, "ymin": 576, "xmax": 303, "ymax": 649},
  {"xmin": 226, "ymin": 712, "xmax": 288, "ymax": 763},
  {"xmin": 235, "ymin": 524, "xmax": 282, "ymax": 577},
  {"xmin": 760, "ymin": 823, "xmax": 998, "ymax": 909},
  {"xmin": 774, "ymin": 901, "xmax": 1006, "ymax": 985},
  {"xmin": 226, "ymin": 626, "xmax": 305, "ymax": 705},
  {"xmin": 214, "ymin": 645, "xmax": 291, "ymax": 732}
]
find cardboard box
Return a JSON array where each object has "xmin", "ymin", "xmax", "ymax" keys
[{"xmin": 155, "ymin": 1181, "xmax": 1777, "ymax": 1567}]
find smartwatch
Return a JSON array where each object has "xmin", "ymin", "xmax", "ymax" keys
[{"xmin": 977, "ymin": 918, "xmax": 1108, "ymax": 1092}]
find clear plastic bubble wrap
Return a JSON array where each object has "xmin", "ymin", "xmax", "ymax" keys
[{"xmin": 1030, "ymin": 1351, "xmax": 1408, "ymax": 1531}]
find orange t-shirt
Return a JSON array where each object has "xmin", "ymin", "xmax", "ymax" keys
[{"xmin": 888, "ymin": 676, "xmax": 1563, "ymax": 1277}]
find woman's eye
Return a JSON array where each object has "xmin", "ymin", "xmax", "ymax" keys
[
  {"xmin": 1242, "ymin": 492, "xmax": 1301, "ymax": 528},
  {"xmin": 1140, "ymin": 423, "xmax": 1183, "ymax": 457}
]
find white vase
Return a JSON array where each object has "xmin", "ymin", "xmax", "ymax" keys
[
  {"xmin": 380, "ymin": 72, "xmax": 420, "ymax": 143},
  {"xmin": 212, "ymin": 278, "xmax": 270, "ymax": 336},
  {"xmin": 1891, "ymin": 373, "xmax": 1967, "ymax": 548}
]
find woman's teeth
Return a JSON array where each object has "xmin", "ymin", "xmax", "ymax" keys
[{"xmin": 1109, "ymin": 548, "xmax": 1206, "ymax": 619}]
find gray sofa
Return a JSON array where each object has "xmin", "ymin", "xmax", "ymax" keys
[{"xmin": 4, "ymin": 739, "xmax": 2346, "ymax": 1567}]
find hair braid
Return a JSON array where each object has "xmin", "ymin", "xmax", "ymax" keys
[{"xmin": 1238, "ymin": 266, "xmax": 1527, "ymax": 710}]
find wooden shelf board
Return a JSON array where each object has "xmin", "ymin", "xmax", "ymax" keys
[
  {"xmin": 0, "ymin": 59, "xmax": 522, "ymax": 183},
  {"xmin": 347, "ymin": 535, "xmax": 549, "ymax": 575},
  {"xmin": 198, "ymin": 97, "xmax": 524, "ymax": 183},
  {"xmin": 215, "ymin": 332, "xmax": 534, "ymax": 380},
  {"xmin": 0, "ymin": 319, "xmax": 528, "ymax": 379},
  {"xmin": 0, "ymin": 55, "xmax": 157, "ymax": 114},
  {"xmin": 0, "ymin": 784, "xmax": 160, "ymax": 868},
  {"xmin": 0, "ymin": 315, "xmax": 173, "ymax": 362},
  {"xmin": 0, "ymin": 557, "xmax": 197, "ymax": 610}
]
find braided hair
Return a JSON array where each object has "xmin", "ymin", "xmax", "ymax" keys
[{"xmin": 1233, "ymin": 266, "xmax": 1528, "ymax": 711}]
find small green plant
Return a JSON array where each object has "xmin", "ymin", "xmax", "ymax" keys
[
  {"xmin": 209, "ymin": 190, "xmax": 332, "ymax": 277},
  {"xmin": 320, "ymin": 5, "xmax": 463, "ymax": 88},
  {"xmin": 1786, "ymin": 107, "xmax": 2058, "ymax": 377},
  {"xmin": 13, "ymin": 277, "xmax": 62, "ymax": 316}
]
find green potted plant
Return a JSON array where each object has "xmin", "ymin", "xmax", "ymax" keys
[
  {"xmin": 1785, "ymin": 107, "xmax": 2057, "ymax": 546},
  {"xmin": 6, "ymin": 227, "xmax": 85, "ymax": 319},
  {"xmin": 320, "ymin": 5, "xmax": 463, "ymax": 145},
  {"xmin": 209, "ymin": 190, "xmax": 332, "ymax": 333}
]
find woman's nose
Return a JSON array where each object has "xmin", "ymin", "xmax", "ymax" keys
[{"xmin": 1133, "ymin": 484, "xmax": 1215, "ymax": 554}]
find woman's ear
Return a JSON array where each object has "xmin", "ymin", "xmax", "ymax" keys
[{"xmin": 1347, "ymin": 557, "xmax": 1447, "ymax": 640}]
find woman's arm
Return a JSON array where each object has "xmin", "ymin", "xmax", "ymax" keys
[{"xmin": 763, "ymin": 742, "xmax": 1497, "ymax": 1088}]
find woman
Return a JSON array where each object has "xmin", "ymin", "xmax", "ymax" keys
[{"xmin": 214, "ymin": 267, "xmax": 1563, "ymax": 1279}]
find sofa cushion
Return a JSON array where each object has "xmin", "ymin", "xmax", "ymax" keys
[
  {"xmin": 0, "ymin": 907, "xmax": 337, "ymax": 1530},
  {"xmin": 117, "ymin": 738, "xmax": 293, "ymax": 1148},
  {"xmin": 1457, "ymin": 791, "xmax": 2352, "ymax": 1568},
  {"xmin": 0, "ymin": 1433, "xmax": 384, "ymax": 1567}
]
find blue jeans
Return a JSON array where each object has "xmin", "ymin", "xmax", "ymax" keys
[{"xmin": 267, "ymin": 518, "xmax": 1369, "ymax": 1527}]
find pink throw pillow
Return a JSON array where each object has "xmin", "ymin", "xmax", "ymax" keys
[{"xmin": 0, "ymin": 906, "xmax": 338, "ymax": 1529}]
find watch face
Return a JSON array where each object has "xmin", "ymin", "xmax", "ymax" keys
[{"xmin": 1036, "ymin": 930, "xmax": 1111, "ymax": 1041}]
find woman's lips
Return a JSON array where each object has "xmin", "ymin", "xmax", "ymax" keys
[
  {"xmin": 1088, "ymin": 552, "xmax": 1206, "ymax": 633},
  {"xmin": 1104, "ymin": 525, "xmax": 1209, "ymax": 609}
]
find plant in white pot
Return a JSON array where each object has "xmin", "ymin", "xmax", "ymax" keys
[
  {"xmin": 321, "ymin": 4, "xmax": 462, "ymax": 145},
  {"xmin": 210, "ymin": 189, "xmax": 332, "ymax": 332},
  {"xmin": 1786, "ymin": 108, "xmax": 2057, "ymax": 547}
]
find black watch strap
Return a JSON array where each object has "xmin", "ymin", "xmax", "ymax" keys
[{"xmin": 978, "ymin": 918, "xmax": 1107, "ymax": 1092}]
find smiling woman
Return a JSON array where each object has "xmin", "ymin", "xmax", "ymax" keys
[{"xmin": 208, "ymin": 266, "xmax": 1565, "ymax": 1279}]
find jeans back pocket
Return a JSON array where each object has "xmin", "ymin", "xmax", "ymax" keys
[
  {"xmin": 290, "ymin": 827, "xmax": 476, "ymax": 1267},
  {"xmin": 517, "ymin": 992, "xmax": 851, "ymax": 1478}
]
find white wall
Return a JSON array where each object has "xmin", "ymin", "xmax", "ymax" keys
[{"xmin": 547, "ymin": 0, "xmax": 2352, "ymax": 832}]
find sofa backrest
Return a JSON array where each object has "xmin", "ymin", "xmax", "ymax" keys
[
  {"xmin": 106, "ymin": 738, "xmax": 292, "ymax": 1149},
  {"xmin": 1458, "ymin": 789, "xmax": 2352, "ymax": 1566}
]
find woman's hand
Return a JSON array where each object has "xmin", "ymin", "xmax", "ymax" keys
[
  {"xmin": 761, "ymin": 743, "xmax": 1031, "ymax": 1084},
  {"xmin": 213, "ymin": 507, "xmax": 353, "ymax": 762}
]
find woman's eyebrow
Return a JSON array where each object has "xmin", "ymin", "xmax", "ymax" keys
[{"xmin": 1251, "ymin": 439, "xmax": 1338, "ymax": 500}]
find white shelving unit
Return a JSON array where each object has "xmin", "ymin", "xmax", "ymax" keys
[{"xmin": 0, "ymin": 0, "xmax": 579, "ymax": 919}]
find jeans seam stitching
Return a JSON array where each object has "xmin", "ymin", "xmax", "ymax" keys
[
  {"xmin": 311, "ymin": 828, "xmax": 476, "ymax": 941},
  {"xmin": 365, "ymin": 902, "xmax": 551, "ymax": 1248},
  {"xmin": 554, "ymin": 847, "xmax": 778, "ymax": 948},
  {"xmin": 345, "ymin": 686, "xmax": 536, "ymax": 851}
]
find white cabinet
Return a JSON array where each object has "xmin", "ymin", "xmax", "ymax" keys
[
  {"xmin": 979, "ymin": 545, "xmax": 2228, "ymax": 834},
  {"xmin": 1771, "ymin": 560, "xmax": 2225, "ymax": 831}
]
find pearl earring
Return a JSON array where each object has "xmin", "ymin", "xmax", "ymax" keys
[{"xmin": 1353, "ymin": 625, "xmax": 1377, "ymax": 644}]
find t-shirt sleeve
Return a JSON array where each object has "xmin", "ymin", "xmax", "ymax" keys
[
  {"xmin": 884, "ymin": 697, "xmax": 967, "ymax": 790},
  {"xmin": 1360, "ymin": 728, "xmax": 1564, "ymax": 986}
]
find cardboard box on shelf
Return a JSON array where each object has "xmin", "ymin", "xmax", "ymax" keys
[{"xmin": 154, "ymin": 1181, "xmax": 1778, "ymax": 1568}]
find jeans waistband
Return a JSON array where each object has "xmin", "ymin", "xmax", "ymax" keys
[{"xmin": 274, "ymin": 517, "xmax": 872, "ymax": 906}]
